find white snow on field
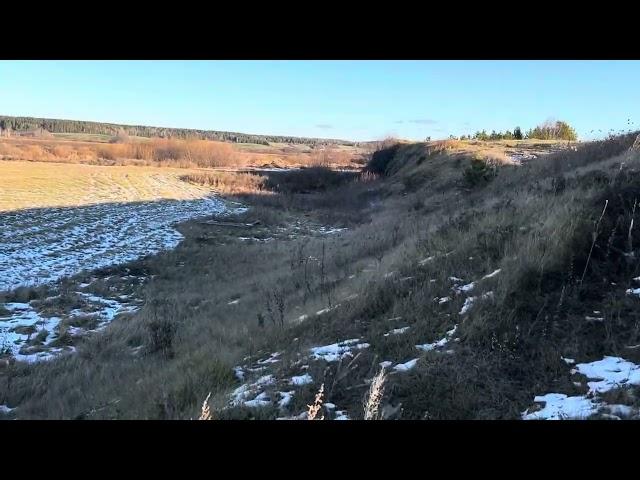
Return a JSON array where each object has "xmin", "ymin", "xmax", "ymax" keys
[
  {"xmin": 384, "ymin": 326, "xmax": 410, "ymax": 337},
  {"xmin": 459, "ymin": 292, "xmax": 493, "ymax": 315},
  {"xmin": 379, "ymin": 361, "xmax": 393, "ymax": 369},
  {"xmin": 454, "ymin": 282, "xmax": 476, "ymax": 294},
  {"xmin": 334, "ymin": 410, "xmax": 349, "ymax": 420},
  {"xmin": 459, "ymin": 297, "xmax": 476, "ymax": 315},
  {"xmin": 522, "ymin": 393, "xmax": 598, "ymax": 420},
  {"xmin": 451, "ymin": 269, "xmax": 500, "ymax": 295},
  {"xmin": 230, "ymin": 374, "xmax": 275, "ymax": 407},
  {"xmin": 257, "ymin": 352, "xmax": 281, "ymax": 365},
  {"xmin": 244, "ymin": 392, "xmax": 271, "ymax": 408},
  {"xmin": 290, "ymin": 373, "xmax": 313, "ymax": 386},
  {"xmin": 523, "ymin": 356, "xmax": 640, "ymax": 420},
  {"xmin": 0, "ymin": 292, "xmax": 140, "ymax": 362},
  {"xmin": 573, "ymin": 356, "xmax": 640, "ymax": 394},
  {"xmin": 278, "ymin": 391, "xmax": 295, "ymax": 408},
  {"xmin": 416, "ymin": 325, "xmax": 458, "ymax": 352},
  {"xmin": 0, "ymin": 302, "xmax": 63, "ymax": 362},
  {"xmin": 75, "ymin": 292, "xmax": 139, "ymax": 324},
  {"xmin": 393, "ymin": 358, "xmax": 419, "ymax": 372},
  {"xmin": 436, "ymin": 296, "xmax": 451, "ymax": 304},
  {"xmin": 0, "ymin": 405, "xmax": 14, "ymax": 414},
  {"xmin": 233, "ymin": 366, "xmax": 245, "ymax": 381},
  {"xmin": 310, "ymin": 338, "xmax": 370, "ymax": 362},
  {"xmin": 0, "ymin": 196, "xmax": 237, "ymax": 292},
  {"xmin": 626, "ymin": 287, "xmax": 640, "ymax": 296}
]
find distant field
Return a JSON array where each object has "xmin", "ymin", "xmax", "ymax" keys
[
  {"xmin": 0, "ymin": 135, "xmax": 366, "ymax": 169},
  {"xmin": 0, "ymin": 160, "xmax": 219, "ymax": 212},
  {"xmin": 52, "ymin": 133, "xmax": 151, "ymax": 143}
]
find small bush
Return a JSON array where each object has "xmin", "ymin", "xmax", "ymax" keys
[
  {"xmin": 366, "ymin": 144, "xmax": 400, "ymax": 176},
  {"xmin": 463, "ymin": 158, "xmax": 496, "ymax": 187},
  {"xmin": 146, "ymin": 317, "xmax": 177, "ymax": 358},
  {"xmin": 110, "ymin": 129, "xmax": 130, "ymax": 144},
  {"xmin": 265, "ymin": 167, "xmax": 356, "ymax": 193},
  {"xmin": 551, "ymin": 175, "xmax": 566, "ymax": 195}
]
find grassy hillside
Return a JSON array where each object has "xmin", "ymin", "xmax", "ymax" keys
[{"xmin": 2, "ymin": 132, "xmax": 640, "ymax": 419}]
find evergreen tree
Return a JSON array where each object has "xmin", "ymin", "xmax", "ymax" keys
[{"xmin": 514, "ymin": 126, "xmax": 523, "ymax": 140}]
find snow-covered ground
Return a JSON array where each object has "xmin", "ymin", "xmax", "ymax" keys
[
  {"xmin": 523, "ymin": 356, "xmax": 640, "ymax": 420},
  {"xmin": 0, "ymin": 289, "xmax": 141, "ymax": 362},
  {"xmin": 0, "ymin": 196, "xmax": 238, "ymax": 292},
  {"xmin": 310, "ymin": 338, "xmax": 370, "ymax": 362}
]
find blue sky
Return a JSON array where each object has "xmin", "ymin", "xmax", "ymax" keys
[{"xmin": 0, "ymin": 60, "xmax": 638, "ymax": 141}]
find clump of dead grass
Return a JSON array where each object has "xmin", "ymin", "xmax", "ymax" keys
[
  {"xmin": 363, "ymin": 367, "xmax": 387, "ymax": 420},
  {"xmin": 307, "ymin": 383, "xmax": 325, "ymax": 420}
]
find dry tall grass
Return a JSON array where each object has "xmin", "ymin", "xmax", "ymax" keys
[
  {"xmin": 180, "ymin": 171, "xmax": 268, "ymax": 195},
  {"xmin": 198, "ymin": 392, "xmax": 213, "ymax": 420},
  {"xmin": 363, "ymin": 367, "xmax": 387, "ymax": 420},
  {"xmin": 0, "ymin": 136, "xmax": 363, "ymax": 170},
  {"xmin": 307, "ymin": 383, "xmax": 325, "ymax": 420}
]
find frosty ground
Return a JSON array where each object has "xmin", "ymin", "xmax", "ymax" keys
[{"xmin": 0, "ymin": 196, "xmax": 235, "ymax": 291}]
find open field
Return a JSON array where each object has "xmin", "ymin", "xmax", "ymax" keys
[
  {"xmin": 0, "ymin": 134, "xmax": 367, "ymax": 170},
  {"xmin": 0, "ymin": 161, "xmax": 242, "ymax": 361},
  {"xmin": 0, "ymin": 160, "xmax": 224, "ymax": 211}
]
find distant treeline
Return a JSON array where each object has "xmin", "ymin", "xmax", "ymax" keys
[
  {"xmin": 457, "ymin": 121, "xmax": 578, "ymax": 142},
  {"xmin": 0, "ymin": 115, "xmax": 358, "ymax": 147}
]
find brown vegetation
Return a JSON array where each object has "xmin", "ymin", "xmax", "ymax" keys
[{"xmin": 0, "ymin": 135, "xmax": 362, "ymax": 170}]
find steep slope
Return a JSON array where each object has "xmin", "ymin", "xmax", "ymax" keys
[{"xmin": 221, "ymin": 133, "xmax": 640, "ymax": 420}]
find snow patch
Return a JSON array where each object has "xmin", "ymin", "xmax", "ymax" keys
[
  {"xmin": 0, "ymin": 197, "xmax": 237, "ymax": 292},
  {"xmin": 574, "ymin": 356, "xmax": 640, "ymax": 394},
  {"xmin": 384, "ymin": 326, "xmax": 410, "ymax": 337},
  {"xmin": 418, "ymin": 257, "xmax": 434, "ymax": 266},
  {"xmin": 482, "ymin": 269, "xmax": 501, "ymax": 279},
  {"xmin": 393, "ymin": 358, "xmax": 419, "ymax": 372},
  {"xmin": 310, "ymin": 339, "xmax": 370, "ymax": 362},
  {"xmin": 523, "ymin": 356, "xmax": 640, "ymax": 420},
  {"xmin": 416, "ymin": 325, "xmax": 458, "ymax": 352},
  {"xmin": 334, "ymin": 410, "xmax": 349, "ymax": 420},
  {"xmin": 522, "ymin": 393, "xmax": 598, "ymax": 420},
  {"xmin": 290, "ymin": 374, "xmax": 313, "ymax": 386},
  {"xmin": 278, "ymin": 391, "xmax": 295, "ymax": 408}
]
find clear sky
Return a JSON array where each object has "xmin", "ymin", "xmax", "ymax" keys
[{"xmin": 0, "ymin": 60, "xmax": 638, "ymax": 142}]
